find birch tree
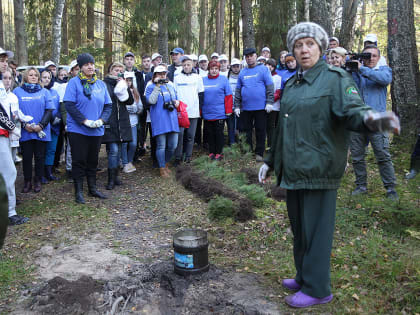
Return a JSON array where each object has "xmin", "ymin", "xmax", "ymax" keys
[{"xmin": 52, "ymin": 0, "xmax": 66, "ymax": 64}]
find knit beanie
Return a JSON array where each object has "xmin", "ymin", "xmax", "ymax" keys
[
  {"xmin": 77, "ymin": 53, "xmax": 95, "ymax": 68},
  {"xmin": 287, "ymin": 22, "xmax": 329, "ymax": 55}
]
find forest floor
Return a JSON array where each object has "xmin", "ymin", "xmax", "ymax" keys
[{"xmin": 0, "ymin": 138, "xmax": 419, "ymax": 314}]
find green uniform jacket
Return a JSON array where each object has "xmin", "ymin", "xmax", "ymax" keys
[{"xmin": 265, "ymin": 59, "xmax": 372, "ymax": 190}]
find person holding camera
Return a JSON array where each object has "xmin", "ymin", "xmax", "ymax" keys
[
  {"xmin": 145, "ymin": 65, "xmax": 180, "ymax": 178},
  {"xmin": 64, "ymin": 53, "xmax": 112, "ymax": 203},
  {"xmin": 349, "ymin": 45, "xmax": 398, "ymax": 200},
  {"xmin": 103, "ymin": 62, "xmax": 134, "ymax": 190}
]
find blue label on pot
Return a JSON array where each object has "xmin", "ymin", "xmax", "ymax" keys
[{"xmin": 175, "ymin": 252, "xmax": 194, "ymax": 269}]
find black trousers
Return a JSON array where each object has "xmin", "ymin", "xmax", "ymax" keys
[
  {"xmin": 53, "ymin": 123, "xmax": 65, "ymax": 168},
  {"xmin": 68, "ymin": 132, "xmax": 102, "ymax": 180},
  {"xmin": 21, "ymin": 140, "xmax": 47, "ymax": 181},
  {"xmin": 205, "ymin": 119, "xmax": 225, "ymax": 155},
  {"xmin": 240, "ymin": 110, "xmax": 267, "ymax": 156},
  {"xmin": 137, "ymin": 111, "xmax": 147, "ymax": 151},
  {"xmin": 266, "ymin": 111, "xmax": 279, "ymax": 148}
]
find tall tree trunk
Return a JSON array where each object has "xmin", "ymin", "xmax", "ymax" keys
[
  {"xmin": 288, "ymin": 0, "xmax": 297, "ymax": 27},
  {"xmin": 199, "ymin": 0, "xmax": 207, "ymax": 53},
  {"xmin": 62, "ymin": 3, "xmax": 69, "ymax": 55},
  {"xmin": 388, "ymin": 0, "xmax": 420, "ymax": 135},
  {"xmin": 309, "ymin": 0, "xmax": 332, "ymax": 35},
  {"xmin": 13, "ymin": 0, "xmax": 28, "ymax": 65},
  {"xmin": 339, "ymin": 0, "xmax": 359, "ymax": 51},
  {"xmin": 234, "ymin": 1, "xmax": 240, "ymax": 57},
  {"xmin": 87, "ymin": 0, "xmax": 95, "ymax": 44},
  {"xmin": 52, "ymin": 0, "xmax": 66, "ymax": 65},
  {"xmin": 216, "ymin": 0, "xmax": 226, "ymax": 53},
  {"xmin": 304, "ymin": 0, "xmax": 310, "ymax": 21},
  {"xmin": 35, "ymin": 13, "xmax": 44, "ymax": 63},
  {"xmin": 158, "ymin": 1, "xmax": 169, "ymax": 64},
  {"xmin": 240, "ymin": 0, "xmax": 255, "ymax": 49},
  {"xmin": 104, "ymin": 0, "xmax": 112, "ymax": 70},
  {"xmin": 0, "ymin": 2, "xmax": 4, "ymax": 48},
  {"xmin": 228, "ymin": 0, "xmax": 233, "ymax": 60},
  {"xmin": 74, "ymin": 0, "xmax": 82, "ymax": 47},
  {"xmin": 185, "ymin": 0, "xmax": 192, "ymax": 52},
  {"xmin": 357, "ymin": 0, "xmax": 366, "ymax": 51}
]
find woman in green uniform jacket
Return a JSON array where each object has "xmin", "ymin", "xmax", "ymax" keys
[{"xmin": 259, "ymin": 22, "xmax": 400, "ymax": 308}]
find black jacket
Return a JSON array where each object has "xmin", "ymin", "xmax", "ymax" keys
[
  {"xmin": 133, "ymin": 69, "xmax": 147, "ymax": 106},
  {"xmin": 102, "ymin": 76, "xmax": 134, "ymax": 143}
]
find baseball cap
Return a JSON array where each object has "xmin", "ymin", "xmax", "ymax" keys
[
  {"xmin": 198, "ymin": 54, "xmax": 208, "ymax": 62},
  {"xmin": 329, "ymin": 37, "xmax": 339, "ymax": 43},
  {"xmin": 190, "ymin": 54, "xmax": 198, "ymax": 61},
  {"xmin": 124, "ymin": 52, "xmax": 135, "ymax": 58},
  {"xmin": 180, "ymin": 55, "xmax": 192, "ymax": 63},
  {"xmin": 211, "ymin": 52, "xmax": 219, "ymax": 58},
  {"xmin": 0, "ymin": 47, "xmax": 13, "ymax": 58},
  {"xmin": 151, "ymin": 53, "xmax": 162, "ymax": 61},
  {"xmin": 170, "ymin": 47, "xmax": 184, "ymax": 55},
  {"xmin": 243, "ymin": 48, "xmax": 257, "ymax": 56},
  {"xmin": 230, "ymin": 58, "xmax": 241, "ymax": 66},
  {"xmin": 219, "ymin": 54, "xmax": 228, "ymax": 62},
  {"xmin": 153, "ymin": 65, "xmax": 168, "ymax": 73},
  {"xmin": 124, "ymin": 71, "xmax": 135, "ymax": 79},
  {"xmin": 257, "ymin": 56, "xmax": 267, "ymax": 62},
  {"xmin": 44, "ymin": 60, "xmax": 56, "ymax": 68},
  {"xmin": 262, "ymin": 47, "xmax": 270, "ymax": 52},
  {"xmin": 69, "ymin": 59, "xmax": 78, "ymax": 70},
  {"xmin": 364, "ymin": 34, "xmax": 378, "ymax": 44}
]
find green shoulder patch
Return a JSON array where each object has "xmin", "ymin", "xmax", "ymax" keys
[{"xmin": 346, "ymin": 86, "xmax": 359, "ymax": 95}]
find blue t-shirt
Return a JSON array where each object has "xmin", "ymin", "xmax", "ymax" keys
[
  {"xmin": 280, "ymin": 70, "xmax": 296, "ymax": 90},
  {"xmin": 145, "ymin": 83, "xmax": 179, "ymax": 137},
  {"xmin": 236, "ymin": 64, "xmax": 273, "ymax": 111},
  {"xmin": 202, "ymin": 75, "xmax": 232, "ymax": 120},
  {"xmin": 48, "ymin": 89, "xmax": 61, "ymax": 136},
  {"xmin": 14, "ymin": 87, "xmax": 54, "ymax": 142},
  {"xmin": 63, "ymin": 77, "xmax": 112, "ymax": 136}
]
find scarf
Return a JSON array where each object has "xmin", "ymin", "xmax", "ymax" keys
[
  {"xmin": 78, "ymin": 72, "xmax": 97, "ymax": 99},
  {"xmin": 208, "ymin": 73, "xmax": 219, "ymax": 79},
  {"xmin": 22, "ymin": 83, "xmax": 42, "ymax": 93}
]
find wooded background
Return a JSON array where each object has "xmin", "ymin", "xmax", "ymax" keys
[{"xmin": 0, "ymin": 0, "xmax": 419, "ymax": 134}]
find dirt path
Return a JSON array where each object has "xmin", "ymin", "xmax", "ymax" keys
[{"xmin": 7, "ymin": 154, "xmax": 284, "ymax": 314}]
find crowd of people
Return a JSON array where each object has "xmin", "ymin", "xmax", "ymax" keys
[{"xmin": 0, "ymin": 20, "xmax": 418, "ymax": 309}]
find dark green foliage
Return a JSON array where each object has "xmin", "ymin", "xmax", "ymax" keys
[
  {"xmin": 208, "ymin": 196, "xmax": 235, "ymax": 220},
  {"xmin": 238, "ymin": 184, "xmax": 267, "ymax": 207}
]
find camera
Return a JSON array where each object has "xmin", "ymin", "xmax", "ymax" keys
[
  {"xmin": 163, "ymin": 100, "xmax": 175, "ymax": 111},
  {"xmin": 157, "ymin": 78, "xmax": 169, "ymax": 84},
  {"xmin": 118, "ymin": 72, "xmax": 124, "ymax": 78},
  {"xmin": 345, "ymin": 52, "xmax": 371, "ymax": 72}
]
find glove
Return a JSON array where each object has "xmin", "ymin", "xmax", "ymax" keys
[
  {"xmin": 126, "ymin": 105, "xmax": 137, "ymax": 114},
  {"xmin": 83, "ymin": 120, "xmax": 96, "ymax": 128},
  {"xmin": 363, "ymin": 110, "xmax": 400, "ymax": 135},
  {"xmin": 52, "ymin": 117, "xmax": 61, "ymax": 125},
  {"xmin": 37, "ymin": 130, "xmax": 46, "ymax": 139},
  {"xmin": 114, "ymin": 80, "xmax": 129, "ymax": 102},
  {"xmin": 258, "ymin": 163, "xmax": 271, "ymax": 183},
  {"xmin": 265, "ymin": 104, "xmax": 273, "ymax": 113},
  {"xmin": 234, "ymin": 108, "xmax": 241, "ymax": 117},
  {"xmin": 93, "ymin": 119, "xmax": 103, "ymax": 128}
]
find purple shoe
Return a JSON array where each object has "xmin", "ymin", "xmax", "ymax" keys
[
  {"xmin": 282, "ymin": 279, "xmax": 301, "ymax": 291},
  {"xmin": 285, "ymin": 291, "xmax": 333, "ymax": 308}
]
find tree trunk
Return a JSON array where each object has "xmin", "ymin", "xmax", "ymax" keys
[
  {"xmin": 74, "ymin": 0, "xmax": 82, "ymax": 47},
  {"xmin": 216, "ymin": 0, "xmax": 226, "ymax": 53},
  {"xmin": 87, "ymin": 0, "xmax": 95, "ymax": 43},
  {"xmin": 228, "ymin": 0, "xmax": 233, "ymax": 60},
  {"xmin": 339, "ymin": 0, "xmax": 359, "ymax": 51},
  {"xmin": 185, "ymin": 0, "xmax": 193, "ymax": 52},
  {"xmin": 234, "ymin": 1, "xmax": 240, "ymax": 57},
  {"xmin": 288, "ymin": 0, "xmax": 297, "ymax": 27},
  {"xmin": 13, "ymin": 0, "xmax": 28, "ymax": 65},
  {"xmin": 104, "ymin": 0, "xmax": 112, "ymax": 70},
  {"xmin": 158, "ymin": 1, "xmax": 168, "ymax": 64},
  {"xmin": 199, "ymin": 0, "xmax": 207, "ymax": 53},
  {"xmin": 52, "ymin": 0, "xmax": 66, "ymax": 65},
  {"xmin": 309, "ymin": 0, "xmax": 332, "ymax": 35},
  {"xmin": 62, "ymin": 3, "xmax": 69, "ymax": 55},
  {"xmin": 388, "ymin": 0, "xmax": 420, "ymax": 135},
  {"xmin": 0, "ymin": 1, "xmax": 4, "ymax": 48},
  {"xmin": 304, "ymin": 0, "xmax": 310, "ymax": 21},
  {"xmin": 240, "ymin": 0, "xmax": 255, "ymax": 49}
]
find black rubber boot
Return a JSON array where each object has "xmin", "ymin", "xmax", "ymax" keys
[
  {"xmin": 406, "ymin": 157, "xmax": 420, "ymax": 180},
  {"xmin": 74, "ymin": 179, "xmax": 85, "ymax": 204},
  {"xmin": 66, "ymin": 170, "xmax": 73, "ymax": 183},
  {"xmin": 106, "ymin": 168, "xmax": 115, "ymax": 190},
  {"xmin": 46, "ymin": 165, "xmax": 59, "ymax": 181},
  {"xmin": 87, "ymin": 176, "xmax": 107, "ymax": 199},
  {"xmin": 114, "ymin": 168, "xmax": 122, "ymax": 186}
]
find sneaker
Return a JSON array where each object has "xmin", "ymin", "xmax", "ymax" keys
[
  {"xmin": 122, "ymin": 163, "xmax": 136, "ymax": 173},
  {"xmin": 386, "ymin": 189, "xmax": 399, "ymax": 201},
  {"xmin": 351, "ymin": 186, "xmax": 367, "ymax": 196},
  {"xmin": 285, "ymin": 291, "xmax": 333, "ymax": 308},
  {"xmin": 14, "ymin": 155, "xmax": 22, "ymax": 163},
  {"xmin": 215, "ymin": 154, "xmax": 223, "ymax": 161},
  {"xmin": 256, "ymin": 154, "xmax": 264, "ymax": 162},
  {"xmin": 208, "ymin": 153, "xmax": 215, "ymax": 160},
  {"xmin": 9, "ymin": 215, "xmax": 29, "ymax": 226}
]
